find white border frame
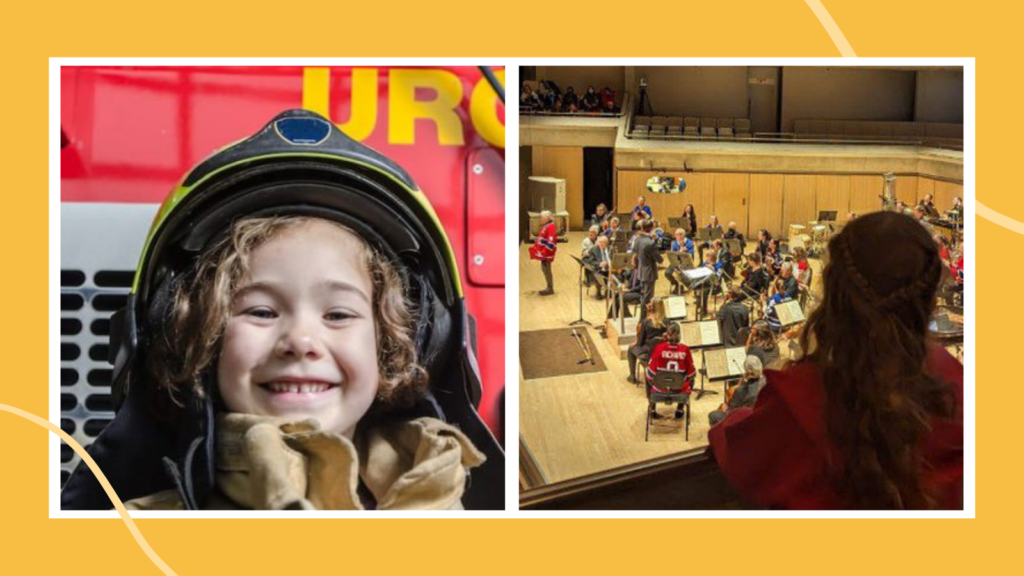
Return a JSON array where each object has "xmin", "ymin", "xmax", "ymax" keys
[{"xmin": 51, "ymin": 57, "xmax": 974, "ymax": 519}]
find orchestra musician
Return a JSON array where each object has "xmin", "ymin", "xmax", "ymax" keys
[
  {"xmin": 717, "ymin": 287, "xmax": 751, "ymax": 347},
  {"xmin": 698, "ymin": 215, "xmax": 724, "ymax": 262},
  {"xmin": 740, "ymin": 252, "xmax": 770, "ymax": 302},
  {"xmin": 665, "ymin": 228, "xmax": 695, "ymax": 296},
  {"xmin": 745, "ymin": 319, "xmax": 780, "ymax": 369},
  {"xmin": 764, "ymin": 238, "xmax": 782, "ymax": 278},
  {"xmin": 646, "ymin": 322, "xmax": 696, "ymax": 420},
  {"xmin": 697, "ymin": 251, "xmax": 721, "ymax": 319},
  {"xmin": 681, "ymin": 204, "xmax": 698, "ymax": 239},
  {"xmin": 919, "ymin": 194, "xmax": 941, "ymax": 219},
  {"xmin": 631, "ymin": 196, "xmax": 653, "ymax": 228},
  {"xmin": 627, "ymin": 298, "xmax": 668, "ymax": 384},
  {"xmin": 709, "ymin": 210, "xmax": 963, "ymax": 509},
  {"xmin": 714, "ymin": 238, "xmax": 735, "ymax": 279},
  {"xmin": 763, "ymin": 277, "xmax": 789, "ymax": 333},
  {"xmin": 581, "ymin": 225, "xmax": 600, "ymax": 256},
  {"xmin": 603, "ymin": 216, "xmax": 622, "ymax": 242},
  {"xmin": 582, "ymin": 234, "xmax": 612, "ymax": 299},
  {"xmin": 778, "ymin": 261, "xmax": 800, "ymax": 301},
  {"xmin": 754, "ymin": 229, "xmax": 772, "ymax": 260},
  {"xmin": 708, "ymin": 355, "xmax": 765, "ymax": 426},
  {"xmin": 590, "ymin": 203, "xmax": 611, "ymax": 229},
  {"xmin": 724, "ymin": 220, "xmax": 745, "ymax": 249}
]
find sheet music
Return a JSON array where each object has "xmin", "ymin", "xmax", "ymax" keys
[
  {"xmin": 775, "ymin": 300, "xmax": 805, "ymax": 326},
  {"xmin": 682, "ymin": 267, "xmax": 713, "ymax": 282},
  {"xmin": 664, "ymin": 296, "xmax": 687, "ymax": 320},
  {"xmin": 699, "ymin": 321, "xmax": 721, "ymax": 346},
  {"xmin": 680, "ymin": 320, "xmax": 720, "ymax": 347},
  {"xmin": 703, "ymin": 346, "xmax": 746, "ymax": 380}
]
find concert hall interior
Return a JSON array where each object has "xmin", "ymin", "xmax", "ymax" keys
[{"xmin": 518, "ymin": 65, "xmax": 966, "ymax": 510}]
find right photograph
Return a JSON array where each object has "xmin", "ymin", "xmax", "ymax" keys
[{"xmin": 518, "ymin": 65, "xmax": 965, "ymax": 510}]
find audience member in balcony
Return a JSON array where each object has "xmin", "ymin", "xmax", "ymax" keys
[
  {"xmin": 601, "ymin": 87, "xmax": 618, "ymax": 113},
  {"xmin": 520, "ymin": 84, "xmax": 541, "ymax": 110},
  {"xmin": 581, "ymin": 86, "xmax": 601, "ymax": 112},
  {"xmin": 561, "ymin": 86, "xmax": 580, "ymax": 113},
  {"xmin": 590, "ymin": 203, "xmax": 611, "ymax": 228},
  {"xmin": 709, "ymin": 355, "xmax": 765, "ymax": 426},
  {"xmin": 710, "ymin": 211, "xmax": 963, "ymax": 510},
  {"xmin": 537, "ymin": 81, "xmax": 559, "ymax": 111}
]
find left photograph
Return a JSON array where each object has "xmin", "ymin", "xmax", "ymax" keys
[{"xmin": 58, "ymin": 65, "xmax": 506, "ymax": 510}]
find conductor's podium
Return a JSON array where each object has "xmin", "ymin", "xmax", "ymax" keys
[{"xmin": 605, "ymin": 315, "xmax": 639, "ymax": 360}]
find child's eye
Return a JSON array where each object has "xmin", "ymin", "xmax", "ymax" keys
[
  {"xmin": 324, "ymin": 310, "xmax": 355, "ymax": 322},
  {"xmin": 245, "ymin": 307, "xmax": 277, "ymax": 319}
]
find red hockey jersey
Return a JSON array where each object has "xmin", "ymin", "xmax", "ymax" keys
[
  {"xmin": 529, "ymin": 221, "xmax": 558, "ymax": 262},
  {"xmin": 646, "ymin": 341, "xmax": 696, "ymax": 393}
]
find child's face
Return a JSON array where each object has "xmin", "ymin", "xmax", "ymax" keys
[{"xmin": 217, "ymin": 221, "xmax": 379, "ymax": 438}]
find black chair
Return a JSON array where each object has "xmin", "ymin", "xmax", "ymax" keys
[{"xmin": 645, "ymin": 371, "xmax": 692, "ymax": 441}]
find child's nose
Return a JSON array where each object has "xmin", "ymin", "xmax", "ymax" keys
[{"xmin": 275, "ymin": 322, "xmax": 324, "ymax": 359}]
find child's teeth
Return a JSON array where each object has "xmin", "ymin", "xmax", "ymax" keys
[{"xmin": 268, "ymin": 383, "xmax": 328, "ymax": 393}]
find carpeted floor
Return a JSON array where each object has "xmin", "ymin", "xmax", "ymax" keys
[{"xmin": 520, "ymin": 327, "xmax": 607, "ymax": 379}]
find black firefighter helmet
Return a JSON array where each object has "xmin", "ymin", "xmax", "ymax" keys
[{"xmin": 61, "ymin": 109, "xmax": 504, "ymax": 510}]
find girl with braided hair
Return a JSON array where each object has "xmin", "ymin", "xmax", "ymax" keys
[{"xmin": 709, "ymin": 211, "xmax": 963, "ymax": 509}]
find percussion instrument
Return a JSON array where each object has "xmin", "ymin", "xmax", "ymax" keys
[{"xmin": 788, "ymin": 223, "xmax": 806, "ymax": 241}]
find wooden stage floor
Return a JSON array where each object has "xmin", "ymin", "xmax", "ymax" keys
[{"xmin": 518, "ymin": 231, "xmax": 820, "ymax": 485}]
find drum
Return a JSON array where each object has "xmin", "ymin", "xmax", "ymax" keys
[
  {"xmin": 788, "ymin": 224, "xmax": 806, "ymax": 241},
  {"xmin": 812, "ymin": 225, "xmax": 827, "ymax": 242}
]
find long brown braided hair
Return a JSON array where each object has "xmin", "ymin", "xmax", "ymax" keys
[{"xmin": 798, "ymin": 211, "xmax": 957, "ymax": 509}]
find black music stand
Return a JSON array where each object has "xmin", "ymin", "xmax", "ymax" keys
[
  {"xmin": 667, "ymin": 251, "xmax": 695, "ymax": 270},
  {"xmin": 682, "ymin": 267, "xmax": 717, "ymax": 321},
  {"xmin": 677, "ymin": 319, "xmax": 723, "ymax": 400},
  {"xmin": 569, "ymin": 255, "xmax": 595, "ymax": 328},
  {"xmin": 667, "ymin": 217, "xmax": 686, "ymax": 230},
  {"xmin": 817, "ymin": 210, "xmax": 838, "ymax": 222},
  {"xmin": 700, "ymin": 346, "xmax": 747, "ymax": 399}
]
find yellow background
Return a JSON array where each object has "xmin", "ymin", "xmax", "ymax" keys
[{"xmin": 1, "ymin": 1, "xmax": 1003, "ymax": 574}]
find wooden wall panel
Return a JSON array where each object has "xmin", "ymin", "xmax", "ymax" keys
[
  {"xmin": 533, "ymin": 146, "xmax": 584, "ymax": 229},
  {"xmin": 931, "ymin": 179, "xmax": 963, "ymax": 213},
  {"xmin": 916, "ymin": 176, "xmax": 935, "ymax": 207},
  {"xmin": 614, "ymin": 171, "xmax": 713, "ymax": 230},
  {"xmin": 894, "ymin": 175, "xmax": 918, "ymax": 206},
  {"xmin": 749, "ymin": 174, "xmax": 784, "ymax": 238},
  {"xmin": 849, "ymin": 175, "xmax": 884, "ymax": 217},
  {"xmin": 710, "ymin": 173, "xmax": 750, "ymax": 236},
  {"xmin": 783, "ymin": 175, "xmax": 818, "ymax": 230},
  {"xmin": 815, "ymin": 175, "xmax": 851, "ymax": 222}
]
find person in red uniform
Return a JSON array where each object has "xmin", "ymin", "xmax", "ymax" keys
[
  {"xmin": 529, "ymin": 210, "xmax": 558, "ymax": 296},
  {"xmin": 646, "ymin": 322, "xmax": 696, "ymax": 420},
  {"xmin": 709, "ymin": 211, "xmax": 963, "ymax": 510}
]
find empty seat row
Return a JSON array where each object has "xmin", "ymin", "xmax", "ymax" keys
[{"xmin": 633, "ymin": 116, "xmax": 751, "ymax": 140}]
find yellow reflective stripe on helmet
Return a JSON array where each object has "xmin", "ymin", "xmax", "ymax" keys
[{"xmin": 131, "ymin": 152, "xmax": 463, "ymax": 298}]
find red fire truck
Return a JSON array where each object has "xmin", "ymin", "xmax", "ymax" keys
[{"xmin": 60, "ymin": 65, "xmax": 505, "ymax": 487}]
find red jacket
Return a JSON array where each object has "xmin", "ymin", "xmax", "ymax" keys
[
  {"xmin": 529, "ymin": 221, "xmax": 558, "ymax": 262},
  {"xmin": 646, "ymin": 341, "xmax": 696, "ymax": 393},
  {"xmin": 709, "ymin": 345, "xmax": 963, "ymax": 509}
]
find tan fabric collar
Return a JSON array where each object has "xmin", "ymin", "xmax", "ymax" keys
[{"xmin": 214, "ymin": 413, "xmax": 485, "ymax": 510}]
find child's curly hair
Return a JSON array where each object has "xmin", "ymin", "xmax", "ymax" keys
[{"xmin": 144, "ymin": 215, "xmax": 429, "ymax": 411}]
